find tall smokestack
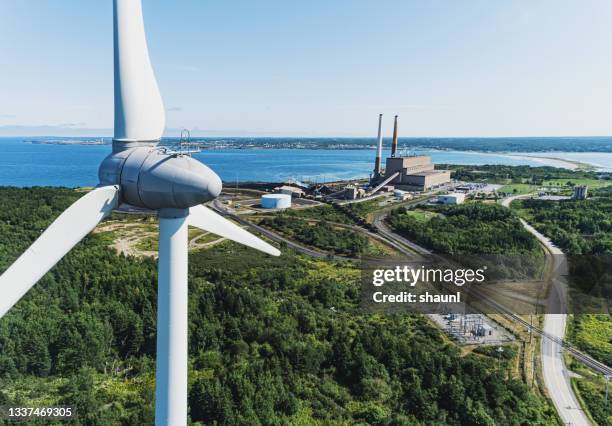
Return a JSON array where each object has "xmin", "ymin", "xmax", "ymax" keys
[
  {"xmin": 374, "ymin": 113, "xmax": 383, "ymax": 177},
  {"xmin": 391, "ymin": 115, "xmax": 398, "ymax": 157}
]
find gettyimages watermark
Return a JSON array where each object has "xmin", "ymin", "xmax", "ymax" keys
[{"xmin": 360, "ymin": 255, "xmax": 611, "ymax": 315}]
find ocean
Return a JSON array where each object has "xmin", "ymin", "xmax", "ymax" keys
[{"xmin": 1, "ymin": 137, "xmax": 610, "ymax": 187}]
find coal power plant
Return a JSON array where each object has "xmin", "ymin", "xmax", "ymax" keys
[{"xmin": 369, "ymin": 114, "xmax": 451, "ymax": 192}]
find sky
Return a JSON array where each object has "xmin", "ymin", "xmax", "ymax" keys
[{"xmin": 1, "ymin": 0, "xmax": 612, "ymax": 137}]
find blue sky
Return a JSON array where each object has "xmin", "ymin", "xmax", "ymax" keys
[{"xmin": 1, "ymin": 0, "xmax": 612, "ymax": 137}]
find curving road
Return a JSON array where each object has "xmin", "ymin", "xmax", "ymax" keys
[{"xmin": 502, "ymin": 195, "xmax": 590, "ymax": 426}]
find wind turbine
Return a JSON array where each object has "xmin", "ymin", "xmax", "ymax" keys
[{"xmin": 0, "ymin": 1, "xmax": 280, "ymax": 425}]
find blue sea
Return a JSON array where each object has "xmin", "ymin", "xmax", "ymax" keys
[{"xmin": 1, "ymin": 137, "xmax": 610, "ymax": 187}]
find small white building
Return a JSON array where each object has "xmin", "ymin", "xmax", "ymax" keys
[
  {"xmin": 438, "ymin": 193, "xmax": 465, "ymax": 205},
  {"xmin": 393, "ymin": 189, "xmax": 411, "ymax": 200},
  {"xmin": 261, "ymin": 194, "xmax": 291, "ymax": 209}
]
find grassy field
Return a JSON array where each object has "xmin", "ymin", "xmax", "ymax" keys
[
  {"xmin": 569, "ymin": 315, "xmax": 612, "ymax": 366},
  {"xmin": 188, "ymin": 228, "xmax": 207, "ymax": 240},
  {"xmin": 135, "ymin": 235, "xmax": 158, "ymax": 252},
  {"xmin": 498, "ymin": 183, "xmax": 539, "ymax": 195},
  {"xmin": 567, "ymin": 359, "xmax": 612, "ymax": 426},
  {"xmin": 403, "ymin": 208, "xmax": 441, "ymax": 222},
  {"xmin": 542, "ymin": 178, "xmax": 612, "ymax": 189},
  {"xmin": 500, "ymin": 178, "xmax": 612, "ymax": 196}
]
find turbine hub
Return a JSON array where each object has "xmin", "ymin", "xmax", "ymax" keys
[{"xmin": 99, "ymin": 147, "xmax": 222, "ymax": 210}]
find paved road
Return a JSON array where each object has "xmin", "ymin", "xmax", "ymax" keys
[
  {"xmin": 521, "ymin": 220, "xmax": 588, "ymax": 426},
  {"xmin": 502, "ymin": 195, "xmax": 590, "ymax": 426}
]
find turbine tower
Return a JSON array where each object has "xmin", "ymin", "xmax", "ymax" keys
[{"xmin": 0, "ymin": 1, "xmax": 280, "ymax": 425}]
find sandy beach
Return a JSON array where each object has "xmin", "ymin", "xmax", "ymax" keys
[{"xmin": 504, "ymin": 154, "xmax": 594, "ymax": 170}]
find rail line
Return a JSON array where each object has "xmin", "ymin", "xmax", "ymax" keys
[
  {"xmin": 500, "ymin": 308, "xmax": 612, "ymax": 376},
  {"xmin": 372, "ymin": 196, "xmax": 612, "ymax": 377}
]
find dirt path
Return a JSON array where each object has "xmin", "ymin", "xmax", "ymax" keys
[{"xmin": 95, "ymin": 221, "xmax": 226, "ymax": 258}]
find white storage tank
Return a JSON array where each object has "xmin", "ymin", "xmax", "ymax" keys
[{"xmin": 261, "ymin": 193, "xmax": 291, "ymax": 209}]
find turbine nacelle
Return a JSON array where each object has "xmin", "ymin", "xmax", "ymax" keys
[{"xmin": 99, "ymin": 147, "xmax": 222, "ymax": 210}]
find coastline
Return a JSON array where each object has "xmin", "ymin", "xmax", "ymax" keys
[
  {"xmin": 7, "ymin": 138, "xmax": 611, "ymax": 171},
  {"xmin": 1, "ymin": 137, "xmax": 610, "ymax": 187},
  {"xmin": 502, "ymin": 154, "xmax": 595, "ymax": 171}
]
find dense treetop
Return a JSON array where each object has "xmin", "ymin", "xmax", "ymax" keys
[{"xmin": 388, "ymin": 203, "xmax": 541, "ymax": 255}]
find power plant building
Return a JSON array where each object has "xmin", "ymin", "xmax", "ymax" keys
[
  {"xmin": 384, "ymin": 155, "xmax": 451, "ymax": 191},
  {"xmin": 275, "ymin": 185, "xmax": 305, "ymax": 198}
]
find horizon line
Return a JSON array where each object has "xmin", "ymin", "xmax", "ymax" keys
[{"xmin": 1, "ymin": 128, "xmax": 612, "ymax": 140}]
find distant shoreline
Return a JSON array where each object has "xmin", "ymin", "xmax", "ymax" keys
[
  {"xmin": 17, "ymin": 138, "xmax": 606, "ymax": 171},
  {"xmin": 502, "ymin": 154, "xmax": 594, "ymax": 171},
  {"xmin": 11, "ymin": 136, "xmax": 612, "ymax": 157}
]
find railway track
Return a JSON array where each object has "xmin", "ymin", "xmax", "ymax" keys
[
  {"xmin": 501, "ymin": 309, "xmax": 612, "ymax": 376},
  {"xmin": 372, "ymin": 197, "xmax": 612, "ymax": 377},
  {"xmin": 370, "ymin": 196, "xmax": 434, "ymax": 256}
]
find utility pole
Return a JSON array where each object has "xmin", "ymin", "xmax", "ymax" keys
[
  {"xmin": 532, "ymin": 344, "xmax": 536, "ymax": 388},
  {"xmin": 497, "ymin": 346, "xmax": 504, "ymax": 371},
  {"xmin": 605, "ymin": 375, "xmax": 611, "ymax": 407},
  {"xmin": 529, "ymin": 314, "xmax": 533, "ymax": 344}
]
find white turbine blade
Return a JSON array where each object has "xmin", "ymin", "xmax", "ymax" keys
[
  {"xmin": 113, "ymin": 0, "xmax": 165, "ymax": 142},
  {"xmin": 0, "ymin": 186, "xmax": 120, "ymax": 318},
  {"xmin": 188, "ymin": 205, "xmax": 280, "ymax": 256}
]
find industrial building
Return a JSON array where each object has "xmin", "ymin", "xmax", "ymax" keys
[
  {"xmin": 383, "ymin": 155, "xmax": 451, "ymax": 191},
  {"xmin": 261, "ymin": 193, "xmax": 291, "ymax": 209},
  {"xmin": 370, "ymin": 115, "xmax": 451, "ymax": 192},
  {"xmin": 275, "ymin": 185, "xmax": 305, "ymax": 198},
  {"xmin": 438, "ymin": 193, "xmax": 465, "ymax": 205},
  {"xmin": 345, "ymin": 185, "xmax": 366, "ymax": 200}
]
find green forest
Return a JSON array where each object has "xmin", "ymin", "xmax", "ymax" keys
[
  {"xmin": 259, "ymin": 215, "xmax": 369, "ymax": 257},
  {"xmin": 513, "ymin": 187, "xmax": 612, "ymax": 255},
  {"xmin": 387, "ymin": 203, "xmax": 541, "ymax": 255},
  {"xmin": 0, "ymin": 187, "xmax": 559, "ymax": 425},
  {"xmin": 270, "ymin": 199, "xmax": 382, "ymax": 229},
  {"xmin": 441, "ymin": 164, "xmax": 601, "ymax": 184}
]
